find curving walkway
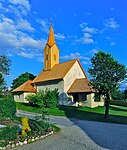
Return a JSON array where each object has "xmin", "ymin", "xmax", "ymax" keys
[{"xmin": 12, "ymin": 110, "xmax": 127, "ymax": 150}]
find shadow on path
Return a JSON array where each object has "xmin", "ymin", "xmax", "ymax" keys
[{"xmin": 58, "ymin": 106, "xmax": 127, "ymax": 150}]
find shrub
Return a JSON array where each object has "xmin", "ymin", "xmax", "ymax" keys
[
  {"xmin": 26, "ymin": 91, "xmax": 44, "ymax": 108},
  {"xmin": 110, "ymin": 100, "xmax": 127, "ymax": 107},
  {"xmin": 0, "ymin": 126, "xmax": 18, "ymax": 141},
  {"xmin": 0, "ymin": 98, "xmax": 16, "ymax": 118},
  {"xmin": 44, "ymin": 88, "xmax": 59, "ymax": 108},
  {"xmin": 26, "ymin": 89, "xmax": 59, "ymax": 109}
]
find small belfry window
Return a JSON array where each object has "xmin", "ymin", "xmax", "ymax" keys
[
  {"xmin": 46, "ymin": 54, "xmax": 48, "ymax": 61},
  {"xmin": 54, "ymin": 54, "xmax": 56, "ymax": 61}
]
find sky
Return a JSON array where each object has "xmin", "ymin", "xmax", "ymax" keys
[{"xmin": 0, "ymin": 0, "xmax": 127, "ymax": 90}]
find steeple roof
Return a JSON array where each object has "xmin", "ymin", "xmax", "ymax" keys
[{"xmin": 47, "ymin": 24, "xmax": 55, "ymax": 47}]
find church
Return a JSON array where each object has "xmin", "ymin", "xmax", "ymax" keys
[{"xmin": 12, "ymin": 24, "xmax": 104, "ymax": 108}]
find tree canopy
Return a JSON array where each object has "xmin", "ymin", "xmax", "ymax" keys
[
  {"xmin": 0, "ymin": 54, "xmax": 11, "ymax": 75},
  {"xmin": 11, "ymin": 72, "xmax": 36, "ymax": 90},
  {"xmin": 0, "ymin": 54, "xmax": 11, "ymax": 92},
  {"xmin": 88, "ymin": 51, "xmax": 127, "ymax": 118}
]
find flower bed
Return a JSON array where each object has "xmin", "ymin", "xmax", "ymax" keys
[{"xmin": 0, "ymin": 118, "xmax": 55, "ymax": 150}]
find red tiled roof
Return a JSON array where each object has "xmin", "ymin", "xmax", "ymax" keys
[
  {"xmin": 68, "ymin": 78, "xmax": 95, "ymax": 93},
  {"xmin": 12, "ymin": 80, "xmax": 36, "ymax": 93},
  {"xmin": 32, "ymin": 59, "xmax": 84, "ymax": 84}
]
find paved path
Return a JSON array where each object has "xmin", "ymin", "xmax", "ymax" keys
[{"xmin": 12, "ymin": 110, "xmax": 127, "ymax": 150}]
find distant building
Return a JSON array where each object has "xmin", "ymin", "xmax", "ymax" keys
[{"xmin": 12, "ymin": 24, "xmax": 104, "ymax": 108}]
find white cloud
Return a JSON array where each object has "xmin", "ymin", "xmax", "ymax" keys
[
  {"xmin": 61, "ymin": 52, "xmax": 90, "ymax": 60},
  {"xmin": 17, "ymin": 19, "xmax": 35, "ymax": 32},
  {"xmin": 82, "ymin": 33, "xmax": 94, "ymax": 44},
  {"xmin": 89, "ymin": 49, "xmax": 98, "ymax": 54},
  {"xmin": 20, "ymin": 37, "xmax": 46, "ymax": 50},
  {"xmin": 37, "ymin": 19, "xmax": 49, "ymax": 34},
  {"xmin": 8, "ymin": 0, "xmax": 30, "ymax": 11},
  {"xmin": 55, "ymin": 33, "xmax": 65, "ymax": 40},
  {"xmin": 104, "ymin": 18, "xmax": 120, "ymax": 29},
  {"xmin": 110, "ymin": 42, "xmax": 116, "ymax": 46},
  {"xmin": 18, "ymin": 51, "xmax": 34, "ymax": 58},
  {"xmin": 0, "ymin": 1, "xmax": 48, "ymax": 60},
  {"xmin": 80, "ymin": 23, "xmax": 98, "ymax": 34},
  {"xmin": 76, "ymin": 23, "xmax": 98, "ymax": 44}
]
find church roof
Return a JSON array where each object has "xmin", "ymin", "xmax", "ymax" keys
[
  {"xmin": 32, "ymin": 59, "xmax": 86, "ymax": 84},
  {"xmin": 67, "ymin": 78, "xmax": 95, "ymax": 93},
  {"xmin": 12, "ymin": 80, "xmax": 37, "ymax": 93},
  {"xmin": 47, "ymin": 24, "xmax": 55, "ymax": 47}
]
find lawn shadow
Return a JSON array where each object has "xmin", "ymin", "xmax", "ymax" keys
[
  {"xmin": 110, "ymin": 105, "xmax": 127, "ymax": 112},
  {"xmin": 58, "ymin": 106, "xmax": 127, "ymax": 150}
]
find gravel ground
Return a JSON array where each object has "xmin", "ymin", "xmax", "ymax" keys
[{"xmin": 12, "ymin": 110, "xmax": 127, "ymax": 150}]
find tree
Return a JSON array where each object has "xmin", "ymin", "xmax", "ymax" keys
[
  {"xmin": 88, "ymin": 51, "xmax": 127, "ymax": 119},
  {"xmin": 124, "ymin": 88, "xmax": 127, "ymax": 99},
  {"xmin": 0, "ymin": 54, "xmax": 11, "ymax": 75},
  {"xmin": 11, "ymin": 72, "xmax": 36, "ymax": 90},
  {"xmin": 0, "ymin": 54, "xmax": 11, "ymax": 93}
]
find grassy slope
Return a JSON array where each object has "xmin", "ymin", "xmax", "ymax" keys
[{"xmin": 16, "ymin": 102, "xmax": 127, "ymax": 124}]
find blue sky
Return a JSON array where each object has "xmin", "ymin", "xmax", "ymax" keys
[{"xmin": 0, "ymin": 0, "xmax": 127, "ymax": 90}]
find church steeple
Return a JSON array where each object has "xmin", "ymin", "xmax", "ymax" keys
[
  {"xmin": 44, "ymin": 23, "xmax": 59, "ymax": 71},
  {"xmin": 47, "ymin": 24, "xmax": 55, "ymax": 47}
]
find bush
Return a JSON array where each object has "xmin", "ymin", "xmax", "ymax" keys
[
  {"xmin": 44, "ymin": 88, "xmax": 59, "ymax": 108},
  {"xmin": 0, "ymin": 126, "xmax": 18, "ymax": 141},
  {"xmin": 0, "ymin": 98, "xmax": 16, "ymax": 118},
  {"xmin": 110, "ymin": 100, "xmax": 127, "ymax": 107},
  {"xmin": 26, "ymin": 91, "xmax": 44, "ymax": 108},
  {"xmin": 26, "ymin": 89, "xmax": 59, "ymax": 109}
]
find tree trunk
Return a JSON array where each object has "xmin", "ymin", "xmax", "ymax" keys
[{"xmin": 104, "ymin": 93, "xmax": 110, "ymax": 119}]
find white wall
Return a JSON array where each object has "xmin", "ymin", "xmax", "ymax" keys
[
  {"xmin": 64, "ymin": 61, "xmax": 86, "ymax": 92},
  {"xmin": 36, "ymin": 80, "xmax": 64, "ymax": 94},
  {"xmin": 14, "ymin": 92, "xmax": 35, "ymax": 103}
]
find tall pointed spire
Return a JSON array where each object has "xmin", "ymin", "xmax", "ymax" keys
[
  {"xmin": 47, "ymin": 23, "xmax": 55, "ymax": 47},
  {"xmin": 44, "ymin": 21, "xmax": 59, "ymax": 71}
]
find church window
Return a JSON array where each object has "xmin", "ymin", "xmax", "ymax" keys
[
  {"xmin": 54, "ymin": 54, "xmax": 56, "ymax": 61},
  {"xmin": 46, "ymin": 55, "xmax": 48, "ymax": 61}
]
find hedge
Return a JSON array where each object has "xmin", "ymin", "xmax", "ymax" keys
[
  {"xmin": 0, "ymin": 99, "xmax": 16, "ymax": 118},
  {"xmin": 110, "ymin": 100, "xmax": 127, "ymax": 107}
]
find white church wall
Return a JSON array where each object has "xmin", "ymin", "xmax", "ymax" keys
[
  {"xmin": 14, "ymin": 92, "xmax": 35, "ymax": 103},
  {"xmin": 64, "ymin": 61, "xmax": 86, "ymax": 92},
  {"xmin": 36, "ymin": 80, "xmax": 64, "ymax": 94}
]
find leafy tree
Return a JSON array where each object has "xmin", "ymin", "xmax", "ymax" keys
[
  {"xmin": 11, "ymin": 72, "xmax": 36, "ymax": 90},
  {"xmin": 0, "ymin": 54, "xmax": 11, "ymax": 75},
  {"xmin": 0, "ymin": 54, "xmax": 11, "ymax": 93},
  {"xmin": 88, "ymin": 51, "xmax": 127, "ymax": 119},
  {"xmin": 124, "ymin": 88, "xmax": 127, "ymax": 99},
  {"xmin": 111, "ymin": 89, "xmax": 124, "ymax": 100}
]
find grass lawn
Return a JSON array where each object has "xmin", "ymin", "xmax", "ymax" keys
[{"xmin": 16, "ymin": 102, "xmax": 127, "ymax": 125}]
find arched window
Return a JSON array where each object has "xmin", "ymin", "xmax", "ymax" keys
[
  {"xmin": 46, "ymin": 54, "xmax": 48, "ymax": 61},
  {"xmin": 54, "ymin": 54, "xmax": 56, "ymax": 61}
]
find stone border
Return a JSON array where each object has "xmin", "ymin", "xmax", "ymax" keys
[{"xmin": 0, "ymin": 131, "xmax": 54, "ymax": 150}]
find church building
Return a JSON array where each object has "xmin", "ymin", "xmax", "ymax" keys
[{"xmin": 12, "ymin": 24, "xmax": 104, "ymax": 108}]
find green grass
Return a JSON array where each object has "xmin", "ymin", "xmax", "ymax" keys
[{"xmin": 16, "ymin": 102, "xmax": 127, "ymax": 125}]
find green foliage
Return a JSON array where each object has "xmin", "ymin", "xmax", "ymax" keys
[
  {"xmin": 0, "ymin": 98, "xmax": 16, "ymax": 118},
  {"xmin": 88, "ymin": 51, "xmax": 127, "ymax": 95},
  {"xmin": 0, "ymin": 54, "xmax": 11, "ymax": 75},
  {"xmin": 0, "ymin": 126, "xmax": 18, "ymax": 141},
  {"xmin": 11, "ymin": 72, "xmax": 36, "ymax": 90},
  {"xmin": 111, "ymin": 90, "xmax": 125, "ymax": 100},
  {"xmin": 26, "ymin": 91, "xmax": 45, "ymax": 108},
  {"xmin": 110, "ymin": 100, "xmax": 127, "ymax": 107},
  {"xmin": 28, "ymin": 119, "xmax": 51, "ymax": 136},
  {"xmin": 88, "ymin": 51, "xmax": 127, "ymax": 118},
  {"xmin": 26, "ymin": 89, "xmax": 59, "ymax": 109},
  {"xmin": 0, "ymin": 54, "xmax": 11, "ymax": 90},
  {"xmin": 44, "ymin": 88, "xmax": 59, "ymax": 108},
  {"xmin": 124, "ymin": 88, "xmax": 127, "ymax": 99}
]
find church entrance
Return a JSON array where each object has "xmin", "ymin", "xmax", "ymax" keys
[{"xmin": 73, "ymin": 93, "xmax": 79, "ymax": 102}]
